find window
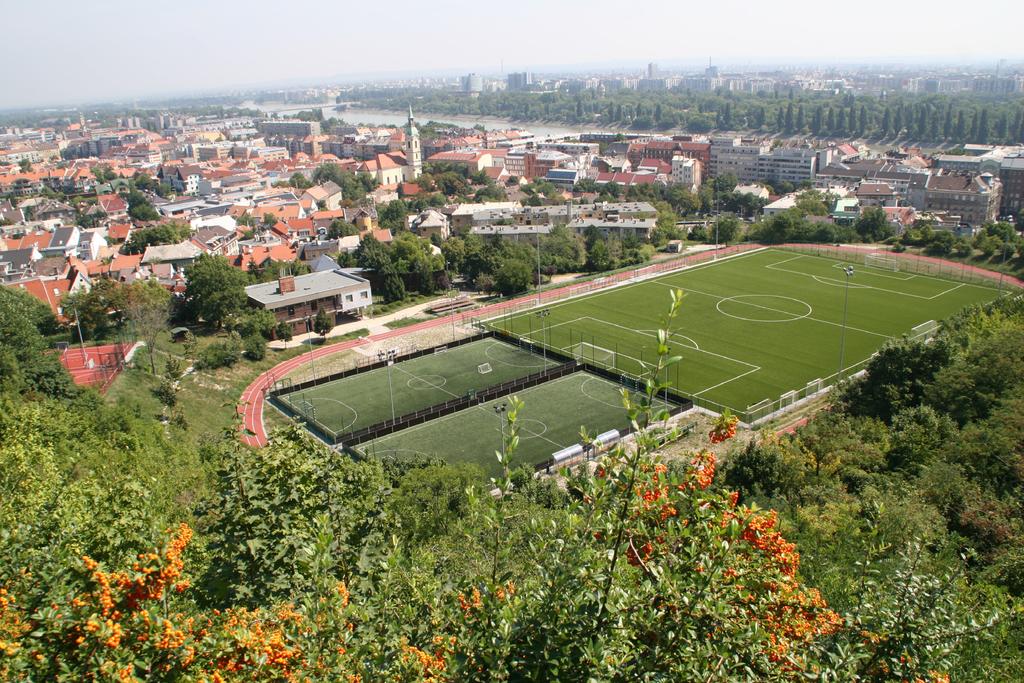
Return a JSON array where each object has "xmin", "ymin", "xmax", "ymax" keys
[
  {"xmin": 361, "ymin": 291, "xmax": 369, "ymax": 299},
  {"xmin": 287, "ymin": 305, "xmax": 295, "ymax": 316},
  {"xmin": 345, "ymin": 294, "xmax": 353, "ymax": 302}
]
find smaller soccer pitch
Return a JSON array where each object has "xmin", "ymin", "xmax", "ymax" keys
[
  {"xmin": 356, "ymin": 371, "xmax": 646, "ymax": 478},
  {"xmin": 275, "ymin": 338, "xmax": 558, "ymax": 438}
]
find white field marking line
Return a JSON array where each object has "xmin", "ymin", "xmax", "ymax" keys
[
  {"xmin": 306, "ymin": 396, "xmax": 360, "ymax": 432},
  {"xmin": 515, "ymin": 418, "xmax": 550, "ymax": 439},
  {"xmin": 572, "ymin": 315, "xmax": 760, "ymax": 370},
  {"xmin": 833, "ymin": 261, "xmax": 917, "ymax": 282},
  {"xmin": 483, "ymin": 340, "xmax": 551, "ymax": 369},
  {"xmin": 691, "ymin": 366, "xmax": 763, "ymax": 397},
  {"xmin": 487, "ymin": 248, "xmax": 769, "ymax": 324},
  {"xmin": 715, "ymin": 295, "xmax": 813, "ymax": 323},
  {"xmin": 651, "ymin": 282, "xmax": 894, "ymax": 341},
  {"xmin": 766, "ymin": 261, "xmax": 959, "ymax": 300},
  {"xmin": 580, "ymin": 376, "xmax": 632, "ymax": 410},
  {"xmin": 638, "ymin": 330, "xmax": 700, "ymax": 350},
  {"xmin": 406, "ymin": 374, "xmax": 448, "ymax": 390},
  {"xmin": 371, "ymin": 370, "xmax": 579, "ymax": 453},
  {"xmin": 392, "ymin": 363, "xmax": 461, "ymax": 401},
  {"xmin": 772, "ymin": 250, "xmax": 993, "ymax": 297}
]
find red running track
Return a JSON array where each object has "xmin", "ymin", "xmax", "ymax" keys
[{"xmin": 237, "ymin": 244, "xmax": 758, "ymax": 447}]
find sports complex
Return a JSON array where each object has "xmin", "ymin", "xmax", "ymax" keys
[{"xmin": 260, "ymin": 245, "xmax": 1010, "ymax": 475}]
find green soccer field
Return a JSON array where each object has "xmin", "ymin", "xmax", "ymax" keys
[
  {"xmin": 276, "ymin": 338, "xmax": 558, "ymax": 437},
  {"xmin": 356, "ymin": 371, "xmax": 648, "ymax": 478},
  {"xmin": 490, "ymin": 248, "xmax": 1001, "ymax": 417}
]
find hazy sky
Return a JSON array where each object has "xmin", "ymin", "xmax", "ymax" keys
[{"xmin": 2, "ymin": 0, "xmax": 1022, "ymax": 109}]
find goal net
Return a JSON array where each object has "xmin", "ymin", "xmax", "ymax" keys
[
  {"xmin": 805, "ymin": 378, "xmax": 823, "ymax": 395},
  {"xmin": 910, "ymin": 320, "xmax": 938, "ymax": 341},
  {"xmin": 779, "ymin": 389, "xmax": 798, "ymax": 409},
  {"xmin": 477, "ymin": 363, "xmax": 492, "ymax": 375},
  {"xmin": 865, "ymin": 252, "xmax": 900, "ymax": 272},
  {"xmin": 574, "ymin": 342, "xmax": 616, "ymax": 368}
]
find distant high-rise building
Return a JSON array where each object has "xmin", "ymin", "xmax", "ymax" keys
[
  {"xmin": 507, "ymin": 71, "xmax": 532, "ymax": 91},
  {"xmin": 461, "ymin": 73, "xmax": 483, "ymax": 93},
  {"xmin": 705, "ymin": 61, "xmax": 719, "ymax": 78},
  {"xmin": 647, "ymin": 62, "xmax": 659, "ymax": 79}
]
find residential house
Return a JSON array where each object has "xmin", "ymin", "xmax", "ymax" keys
[
  {"xmin": 77, "ymin": 230, "xmax": 108, "ymax": 260},
  {"xmin": 141, "ymin": 241, "xmax": 202, "ymax": 270},
  {"xmin": 191, "ymin": 226, "xmax": 239, "ymax": 257},
  {"xmin": 301, "ymin": 182, "xmax": 343, "ymax": 211},
  {"xmin": 0, "ymin": 247, "xmax": 41, "ymax": 282},
  {"xmin": 41, "ymin": 226, "xmax": 80, "ymax": 257},
  {"xmin": 245, "ymin": 271, "xmax": 372, "ymax": 336},
  {"xmin": 407, "ymin": 209, "xmax": 450, "ymax": 241},
  {"xmin": 34, "ymin": 200, "xmax": 76, "ymax": 224}
]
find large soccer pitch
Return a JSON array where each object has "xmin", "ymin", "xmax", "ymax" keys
[
  {"xmin": 357, "ymin": 371, "xmax": 643, "ymax": 478},
  {"xmin": 491, "ymin": 248, "xmax": 1001, "ymax": 416},
  {"xmin": 276, "ymin": 338, "xmax": 558, "ymax": 438}
]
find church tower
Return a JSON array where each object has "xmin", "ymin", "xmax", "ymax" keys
[{"xmin": 405, "ymin": 105, "xmax": 422, "ymax": 180}]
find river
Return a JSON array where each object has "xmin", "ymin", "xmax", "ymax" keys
[{"xmin": 242, "ymin": 101, "xmax": 609, "ymax": 138}]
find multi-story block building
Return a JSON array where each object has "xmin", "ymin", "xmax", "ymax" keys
[
  {"xmin": 709, "ymin": 137, "xmax": 768, "ymax": 182},
  {"xmin": 915, "ymin": 173, "xmax": 1002, "ymax": 227},
  {"xmin": 999, "ymin": 157, "xmax": 1024, "ymax": 219},
  {"xmin": 670, "ymin": 156, "xmax": 702, "ymax": 191},
  {"xmin": 257, "ymin": 120, "xmax": 321, "ymax": 137},
  {"xmin": 756, "ymin": 147, "xmax": 818, "ymax": 185}
]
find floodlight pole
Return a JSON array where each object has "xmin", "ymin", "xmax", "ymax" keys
[
  {"xmin": 305, "ymin": 316, "xmax": 318, "ymax": 383},
  {"xmin": 837, "ymin": 266, "xmax": 854, "ymax": 384},
  {"xmin": 536, "ymin": 230, "xmax": 542, "ymax": 305},
  {"xmin": 495, "ymin": 402, "xmax": 508, "ymax": 459},
  {"xmin": 386, "ymin": 348, "xmax": 397, "ymax": 422},
  {"xmin": 72, "ymin": 303, "xmax": 87, "ymax": 357},
  {"xmin": 714, "ymin": 193, "xmax": 720, "ymax": 260},
  {"xmin": 536, "ymin": 308, "xmax": 550, "ymax": 364}
]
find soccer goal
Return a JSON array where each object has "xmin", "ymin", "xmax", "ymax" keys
[
  {"xmin": 477, "ymin": 363, "xmax": 492, "ymax": 375},
  {"xmin": 574, "ymin": 341, "xmax": 616, "ymax": 368},
  {"xmin": 779, "ymin": 389, "xmax": 798, "ymax": 409},
  {"xmin": 910, "ymin": 320, "xmax": 939, "ymax": 341},
  {"xmin": 865, "ymin": 252, "xmax": 900, "ymax": 272},
  {"xmin": 805, "ymin": 378, "xmax": 823, "ymax": 395}
]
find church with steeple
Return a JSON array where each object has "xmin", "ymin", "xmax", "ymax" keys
[{"xmin": 404, "ymin": 105, "xmax": 422, "ymax": 181}]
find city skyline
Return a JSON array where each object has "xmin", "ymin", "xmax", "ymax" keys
[{"xmin": 2, "ymin": 0, "xmax": 1024, "ymax": 109}]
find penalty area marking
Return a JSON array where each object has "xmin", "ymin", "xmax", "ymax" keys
[
  {"xmin": 306, "ymin": 396, "xmax": 359, "ymax": 433},
  {"xmin": 484, "ymin": 341, "xmax": 550, "ymax": 369}
]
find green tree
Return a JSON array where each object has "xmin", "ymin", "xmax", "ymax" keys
[
  {"xmin": 380, "ymin": 266, "xmax": 406, "ymax": 303},
  {"xmin": 313, "ymin": 308, "xmax": 333, "ymax": 338},
  {"xmin": 494, "ymin": 258, "xmax": 532, "ymax": 296},
  {"xmin": 854, "ymin": 206, "xmax": 894, "ymax": 243},
  {"xmin": 183, "ymin": 254, "xmax": 249, "ymax": 327},
  {"xmin": 126, "ymin": 189, "xmax": 160, "ymax": 222},
  {"xmin": 124, "ymin": 279, "xmax": 171, "ymax": 374}
]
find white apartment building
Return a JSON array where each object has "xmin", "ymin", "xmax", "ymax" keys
[{"xmin": 670, "ymin": 156, "xmax": 702, "ymax": 191}]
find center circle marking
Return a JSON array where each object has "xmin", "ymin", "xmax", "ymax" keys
[{"xmin": 716, "ymin": 295, "xmax": 812, "ymax": 323}]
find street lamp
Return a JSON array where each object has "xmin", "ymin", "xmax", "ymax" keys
[
  {"xmin": 536, "ymin": 308, "xmax": 550, "ymax": 365},
  {"xmin": 837, "ymin": 266, "xmax": 854, "ymax": 383},
  {"xmin": 494, "ymin": 402, "xmax": 508, "ymax": 458}
]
